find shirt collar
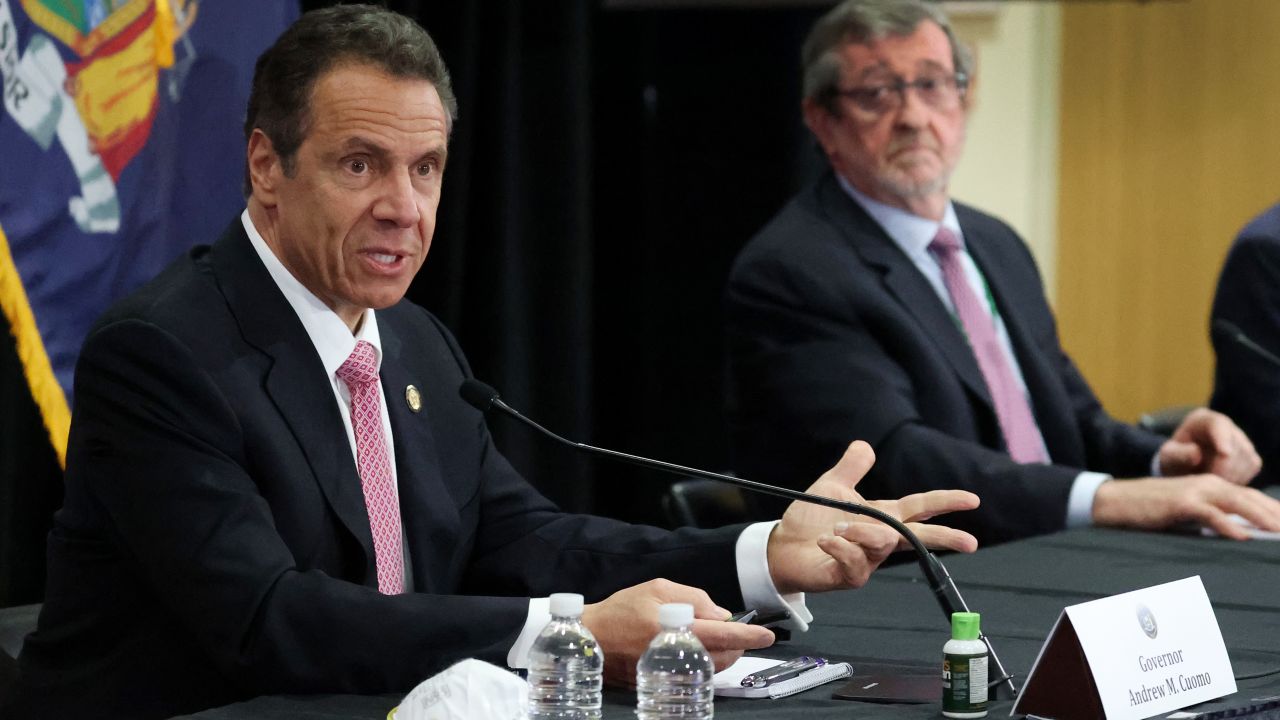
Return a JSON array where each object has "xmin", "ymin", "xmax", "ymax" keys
[
  {"xmin": 835, "ymin": 174, "xmax": 963, "ymax": 258},
  {"xmin": 240, "ymin": 209, "xmax": 382, "ymax": 377}
]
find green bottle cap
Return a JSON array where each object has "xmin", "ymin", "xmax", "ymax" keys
[{"xmin": 951, "ymin": 612, "xmax": 981, "ymax": 641}]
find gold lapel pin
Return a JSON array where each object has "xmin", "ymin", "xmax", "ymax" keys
[{"xmin": 405, "ymin": 385, "xmax": 422, "ymax": 413}]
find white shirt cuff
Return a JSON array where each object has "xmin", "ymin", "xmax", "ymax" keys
[
  {"xmin": 1066, "ymin": 471, "xmax": 1112, "ymax": 528},
  {"xmin": 735, "ymin": 520, "xmax": 813, "ymax": 632},
  {"xmin": 507, "ymin": 597, "xmax": 551, "ymax": 669}
]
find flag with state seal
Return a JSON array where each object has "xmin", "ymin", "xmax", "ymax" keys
[{"xmin": 0, "ymin": 0, "xmax": 298, "ymax": 464}]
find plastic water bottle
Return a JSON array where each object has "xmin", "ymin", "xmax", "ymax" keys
[
  {"xmin": 527, "ymin": 592, "xmax": 603, "ymax": 719},
  {"xmin": 635, "ymin": 603, "xmax": 715, "ymax": 719}
]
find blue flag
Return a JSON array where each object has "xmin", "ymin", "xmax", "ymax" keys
[{"xmin": 0, "ymin": 0, "xmax": 298, "ymax": 463}]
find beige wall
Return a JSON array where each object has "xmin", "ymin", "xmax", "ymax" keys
[
  {"xmin": 949, "ymin": 2, "xmax": 1062, "ymax": 298},
  {"xmin": 1056, "ymin": 0, "xmax": 1280, "ymax": 421}
]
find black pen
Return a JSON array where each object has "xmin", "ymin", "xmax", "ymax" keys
[{"xmin": 739, "ymin": 656, "xmax": 827, "ymax": 687}]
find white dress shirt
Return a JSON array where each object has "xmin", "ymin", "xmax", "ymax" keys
[
  {"xmin": 836, "ymin": 182, "xmax": 1112, "ymax": 527},
  {"xmin": 241, "ymin": 210, "xmax": 808, "ymax": 669}
]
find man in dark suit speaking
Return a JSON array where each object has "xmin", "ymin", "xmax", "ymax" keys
[
  {"xmin": 726, "ymin": 0, "xmax": 1280, "ymax": 546},
  {"xmin": 1, "ymin": 5, "xmax": 980, "ymax": 719}
]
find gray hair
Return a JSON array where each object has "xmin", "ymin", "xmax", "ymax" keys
[
  {"xmin": 244, "ymin": 4, "xmax": 458, "ymax": 180},
  {"xmin": 802, "ymin": 0, "xmax": 973, "ymax": 113}
]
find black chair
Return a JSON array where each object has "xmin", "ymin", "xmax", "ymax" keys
[
  {"xmin": 0, "ymin": 603, "xmax": 37, "ymax": 701},
  {"xmin": 662, "ymin": 478, "xmax": 750, "ymax": 529},
  {"xmin": 0, "ymin": 604, "xmax": 39, "ymax": 660},
  {"xmin": 1138, "ymin": 404, "xmax": 1195, "ymax": 437},
  {"xmin": 0, "ymin": 652, "xmax": 14, "ymax": 700}
]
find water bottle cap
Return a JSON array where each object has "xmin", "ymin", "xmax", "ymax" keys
[
  {"xmin": 549, "ymin": 593, "xmax": 584, "ymax": 617},
  {"xmin": 658, "ymin": 603, "xmax": 695, "ymax": 628},
  {"xmin": 951, "ymin": 611, "xmax": 981, "ymax": 640}
]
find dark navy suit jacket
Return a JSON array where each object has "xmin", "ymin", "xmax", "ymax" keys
[
  {"xmin": 1210, "ymin": 201, "xmax": 1280, "ymax": 487},
  {"xmin": 726, "ymin": 171, "xmax": 1163, "ymax": 545},
  {"xmin": 8, "ymin": 222, "xmax": 744, "ymax": 719}
]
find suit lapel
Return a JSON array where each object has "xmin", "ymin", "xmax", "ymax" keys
[
  {"xmin": 378, "ymin": 317, "xmax": 457, "ymax": 593},
  {"xmin": 816, "ymin": 177, "xmax": 995, "ymax": 410},
  {"xmin": 208, "ymin": 223, "xmax": 377, "ymax": 578}
]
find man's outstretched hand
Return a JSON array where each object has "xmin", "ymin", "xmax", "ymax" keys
[{"xmin": 767, "ymin": 441, "xmax": 980, "ymax": 595}]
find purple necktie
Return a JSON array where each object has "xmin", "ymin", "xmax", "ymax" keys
[
  {"xmin": 336, "ymin": 340, "xmax": 405, "ymax": 594},
  {"xmin": 929, "ymin": 228, "xmax": 1048, "ymax": 464}
]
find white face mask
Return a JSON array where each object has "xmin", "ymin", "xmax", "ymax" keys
[{"xmin": 391, "ymin": 659, "xmax": 528, "ymax": 720}]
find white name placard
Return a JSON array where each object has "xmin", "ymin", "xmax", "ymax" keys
[{"xmin": 1014, "ymin": 576, "xmax": 1236, "ymax": 720}]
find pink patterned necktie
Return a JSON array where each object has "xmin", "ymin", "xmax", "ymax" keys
[
  {"xmin": 929, "ymin": 228, "xmax": 1048, "ymax": 464},
  {"xmin": 336, "ymin": 340, "xmax": 405, "ymax": 594}
]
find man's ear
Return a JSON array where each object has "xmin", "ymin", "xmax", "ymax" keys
[
  {"xmin": 959, "ymin": 74, "xmax": 976, "ymax": 114},
  {"xmin": 246, "ymin": 129, "xmax": 283, "ymax": 207},
  {"xmin": 801, "ymin": 98, "xmax": 839, "ymax": 162}
]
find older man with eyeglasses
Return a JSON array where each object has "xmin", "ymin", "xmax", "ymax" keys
[{"xmin": 725, "ymin": 0, "xmax": 1280, "ymax": 546}]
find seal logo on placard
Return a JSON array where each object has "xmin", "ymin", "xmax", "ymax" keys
[{"xmin": 1136, "ymin": 604, "xmax": 1158, "ymax": 639}]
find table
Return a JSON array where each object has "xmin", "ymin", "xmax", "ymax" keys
[{"xmin": 181, "ymin": 526, "xmax": 1280, "ymax": 719}]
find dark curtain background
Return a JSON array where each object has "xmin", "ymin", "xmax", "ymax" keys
[
  {"xmin": 0, "ymin": 328, "xmax": 63, "ymax": 606},
  {"xmin": 0, "ymin": 0, "xmax": 827, "ymax": 607}
]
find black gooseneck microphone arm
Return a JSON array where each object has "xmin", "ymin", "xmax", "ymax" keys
[
  {"xmin": 458, "ymin": 378, "xmax": 1018, "ymax": 699},
  {"xmin": 1212, "ymin": 318, "xmax": 1280, "ymax": 369}
]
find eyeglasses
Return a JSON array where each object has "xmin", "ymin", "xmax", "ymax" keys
[{"xmin": 831, "ymin": 73, "xmax": 969, "ymax": 116}]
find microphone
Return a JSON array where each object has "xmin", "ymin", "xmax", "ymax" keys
[
  {"xmin": 459, "ymin": 378, "xmax": 1018, "ymax": 698},
  {"xmin": 1212, "ymin": 318, "xmax": 1280, "ymax": 369}
]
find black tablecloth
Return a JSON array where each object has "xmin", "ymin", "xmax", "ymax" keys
[{"xmin": 180, "ymin": 527, "xmax": 1280, "ymax": 719}]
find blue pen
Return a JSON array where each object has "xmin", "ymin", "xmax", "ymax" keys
[{"xmin": 739, "ymin": 656, "xmax": 827, "ymax": 687}]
